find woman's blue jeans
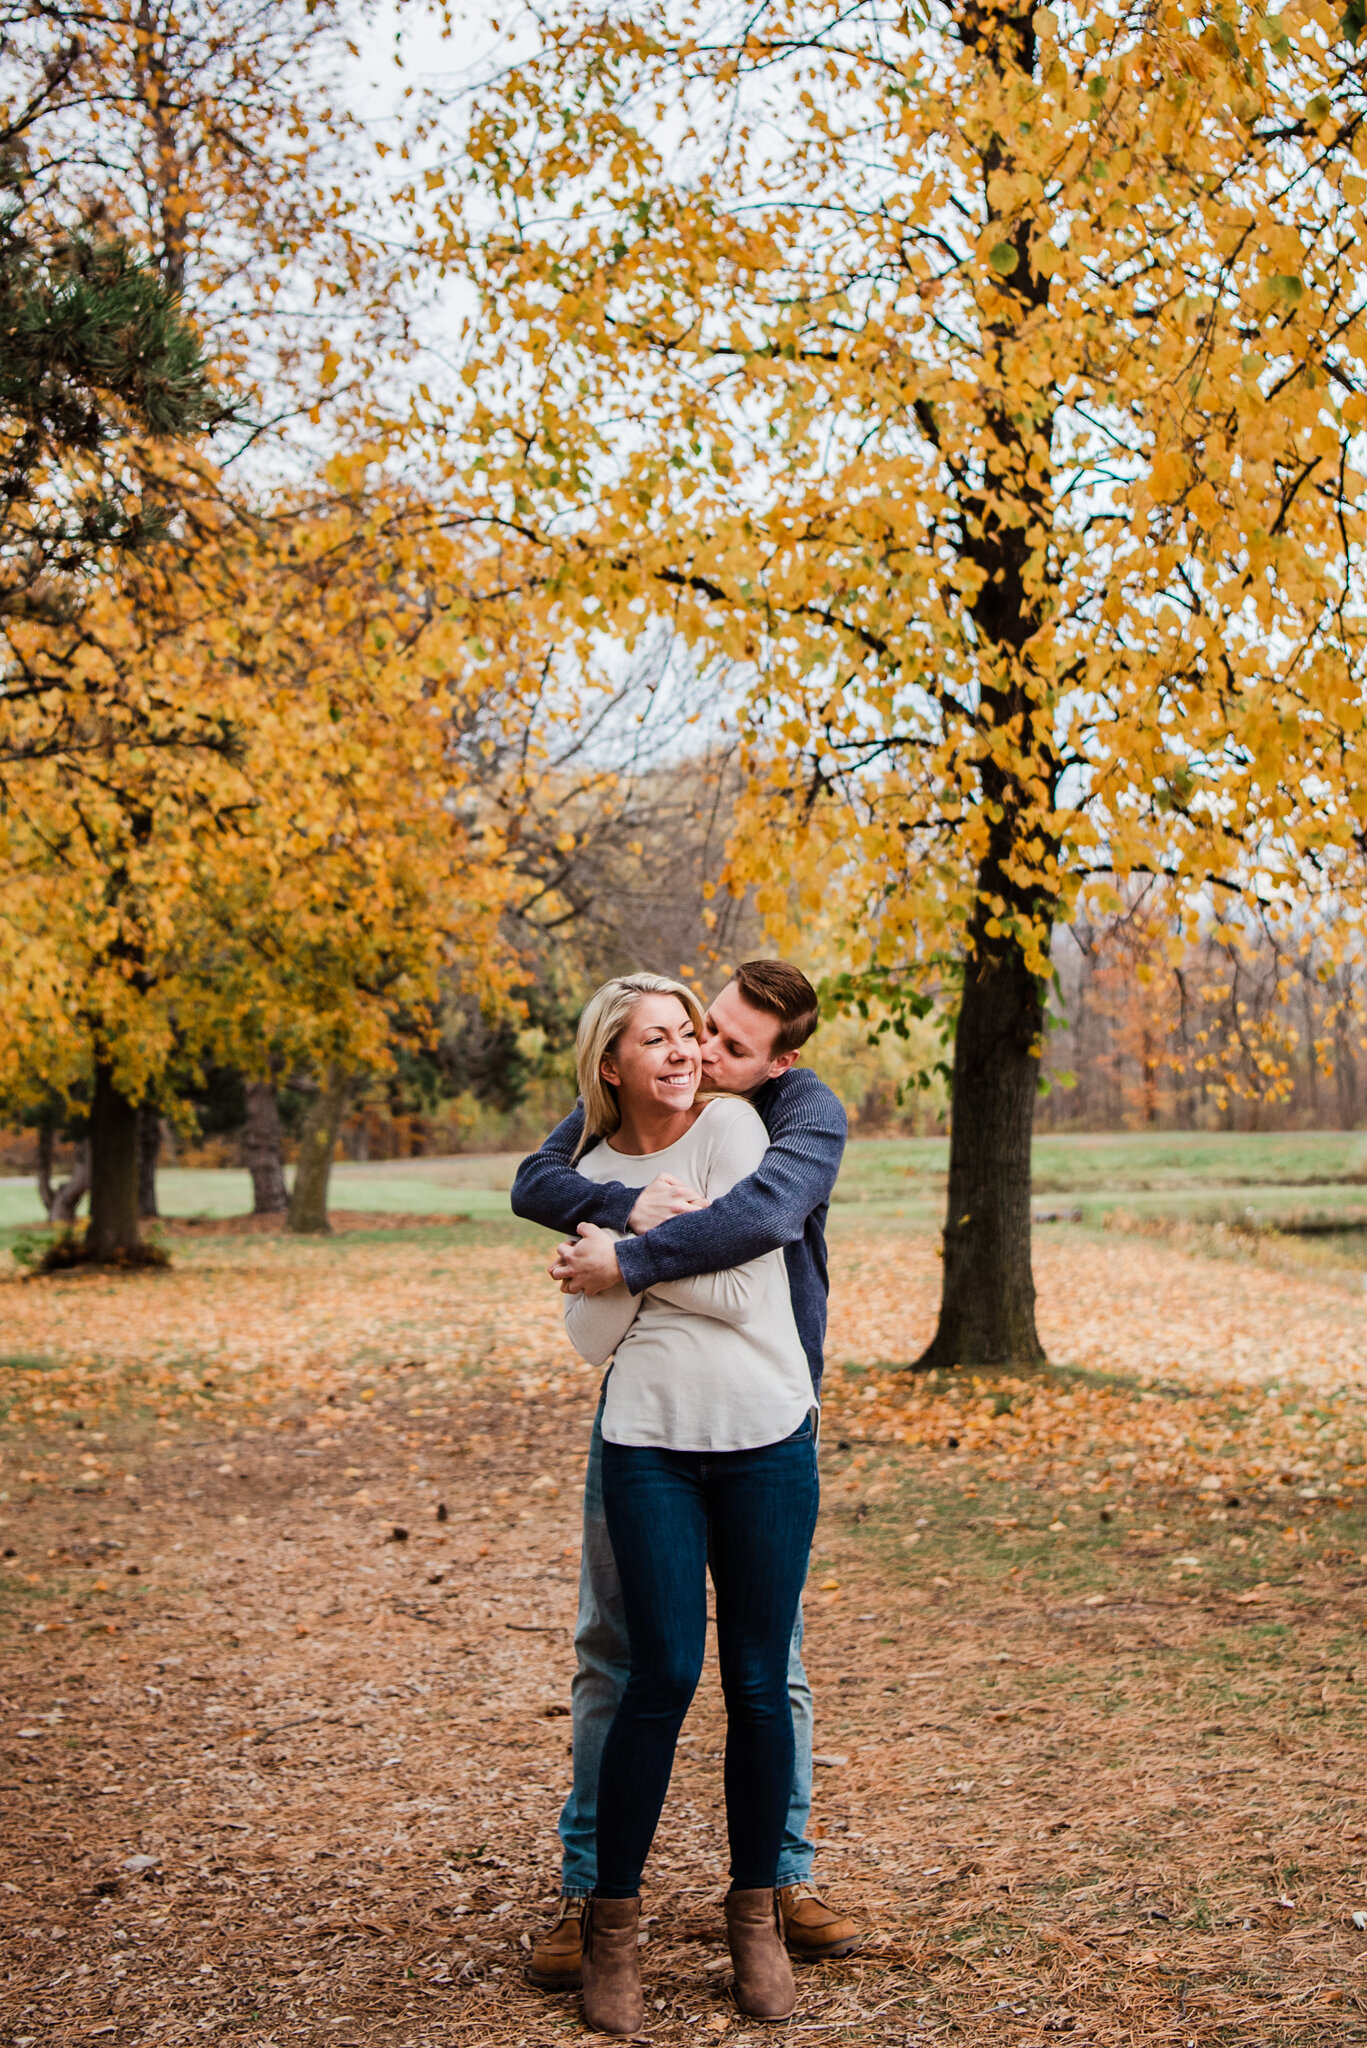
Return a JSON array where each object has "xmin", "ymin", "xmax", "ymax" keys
[{"xmin": 595, "ymin": 1418, "xmax": 820, "ymax": 1898}]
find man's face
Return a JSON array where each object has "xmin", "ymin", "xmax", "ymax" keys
[{"xmin": 699, "ymin": 978, "xmax": 800, "ymax": 1096}]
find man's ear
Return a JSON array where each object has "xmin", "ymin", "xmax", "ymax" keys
[{"xmin": 767, "ymin": 1050, "xmax": 800, "ymax": 1080}]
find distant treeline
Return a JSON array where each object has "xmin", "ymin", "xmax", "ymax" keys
[{"xmin": 1040, "ymin": 919, "xmax": 1367, "ymax": 1133}]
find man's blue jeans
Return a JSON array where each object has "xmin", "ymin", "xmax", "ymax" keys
[{"xmin": 558, "ymin": 1400, "xmax": 817, "ymax": 1895}]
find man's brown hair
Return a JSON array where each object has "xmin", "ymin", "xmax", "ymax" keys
[{"xmin": 730, "ymin": 959, "xmax": 821, "ymax": 1057}]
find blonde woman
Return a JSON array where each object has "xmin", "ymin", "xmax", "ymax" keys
[{"xmin": 559, "ymin": 973, "xmax": 819, "ymax": 2035}]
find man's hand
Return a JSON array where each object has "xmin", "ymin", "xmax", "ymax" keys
[
  {"xmin": 549, "ymin": 1221, "xmax": 625, "ymax": 1296},
  {"xmin": 627, "ymin": 1172, "xmax": 707, "ymax": 1235}
]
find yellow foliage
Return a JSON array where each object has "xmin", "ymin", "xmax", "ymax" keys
[
  {"xmin": 0, "ymin": 478, "xmax": 553, "ymax": 1112},
  {"xmin": 18, "ymin": 0, "xmax": 411, "ymax": 422},
  {"xmin": 428, "ymin": 0, "xmax": 1367, "ymax": 998}
]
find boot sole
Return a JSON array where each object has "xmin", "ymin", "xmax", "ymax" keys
[
  {"xmin": 523, "ymin": 1964, "xmax": 582, "ymax": 1990},
  {"xmin": 732, "ymin": 1994, "xmax": 798, "ymax": 2021},
  {"xmin": 787, "ymin": 1936, "xmax": 863, "ymax": 1962}
]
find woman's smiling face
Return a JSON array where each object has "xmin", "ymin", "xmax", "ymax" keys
[{"xmin": 601, "ymin": 993, "xmax": 701, "ymax": 1116}]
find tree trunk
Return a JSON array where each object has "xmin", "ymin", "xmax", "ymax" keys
[
  {"xmin": 244, "ymin": 1081, "xmax": 288, "ymax": 1214},
  {"xmin": 1336, "ymin": 1019, "xmax": 1359, "ymax": 1130},
  {"xmin": 37, "ymin": 1122, "xmax": 54, "ymax": 1218},
  {"xmin": 53, "ymin": 1140, "xmax": 91, "ymax": 1224},
  {"xmin": 287, "ymin": 1071, "xmax": 350, "ymax": 1234},
  {"xmin": 38, "ymin": 1126, "xmax": 91, "ymax": 1225},
  {"xmin": 902, "ymin": 0, "xmax": 1053, "ymax": 1369},
  {"xmin": 915, "ymin": 941, "xmax": 1047, "ymax": 1370},
  {"xmin": 138, "ymin": 1100, "xmax": 161, "ymax": 1218},
  {"xmin": 87, "ymin": 1064, "xmax": 142, "ymax": 1260}
]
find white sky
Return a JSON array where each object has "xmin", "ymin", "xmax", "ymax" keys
[{"xmin": 347, "ymin": 2, "xmax": 505, "ymax": 150}]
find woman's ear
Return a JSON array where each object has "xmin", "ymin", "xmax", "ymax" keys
[{"xmin": 600, "ymin": 1055, "xmax": 621, "ymax": 1088}]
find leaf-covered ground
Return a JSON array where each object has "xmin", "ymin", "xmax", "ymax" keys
[{"xmin": 3, "ymin": 1221, "xmax": 1367, "ymax": 2046}]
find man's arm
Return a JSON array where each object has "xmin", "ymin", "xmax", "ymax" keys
[
  {"xmin": 509, "ymin": 1103, "xmax": 638, "ymax": 1236},
  {"xmin": 614, "ymin": 1073, "xmax": 847, "ymax": 1295}
]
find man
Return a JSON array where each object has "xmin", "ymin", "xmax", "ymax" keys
[{"xmin": 511, "ymin": 958, "xmax": 862, "ymax": 1989}]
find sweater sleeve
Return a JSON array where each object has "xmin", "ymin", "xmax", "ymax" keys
[
  {"xmin": 564, "ymin": 1267, "xmax": 641, "ymax": 1368},
  {"xmin": 509, "ymin": 1103, "xmax": 638, "ymax": 1235},
  {"xmin": 615, "ymin": 1074, "xmax": 847, "ymax": 1294}
]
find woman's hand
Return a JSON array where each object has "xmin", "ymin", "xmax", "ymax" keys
[
  {"xmin": 626, "ymin": 1173, "xmax": 707, "ymax": 1234},
  {"xmin": 550, "ymin": 1221, "xmax": 625, "ymax": 1296}
]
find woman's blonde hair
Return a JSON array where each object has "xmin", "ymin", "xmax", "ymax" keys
[{"xmin": 575, "ymin": 973, "xmax": 706, "ymax": 1152}]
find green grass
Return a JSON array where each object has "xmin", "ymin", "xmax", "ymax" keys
[
  {"xmin": 830, "ymin": 1128, "xmax": 1367, "ymax": 1227},
  {"xmin": 0, "ymin": 1156, "xmax": 524, "ymax": 1229},
  {"xmin": 826, "ymin": 1132, "xmax": 1367, "ymax": 1260},
  {"xmin": 5, "ymin": 1127, "xmax": 1367, "ymax": 1238}
]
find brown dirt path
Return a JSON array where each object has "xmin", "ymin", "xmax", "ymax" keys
[{"xmin": 4, "ymin": 1227, "xmax": 1367, "ymax": 2045}]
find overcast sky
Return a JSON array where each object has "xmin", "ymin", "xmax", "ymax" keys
[{"xmin": 348, "ymin": 2, "xmax": 504, "ymax": 145}]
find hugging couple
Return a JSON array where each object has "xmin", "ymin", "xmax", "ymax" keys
[{"xmin": 511, "ymin": 959, "xmax": 863, "ymax": 2035}]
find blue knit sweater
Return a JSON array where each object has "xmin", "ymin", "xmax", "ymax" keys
[{"xmin": 510, "ymin": 1068, "xmax": 848, "ymax": 1396}]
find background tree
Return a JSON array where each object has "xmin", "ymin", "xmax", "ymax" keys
[
  {"xmin": 286, "ymin": 1072, "xmax": 353, "ymax": 1234},
  {"xmin": 243, "ymin": 1079, "xmax": 288, "ymax": 1215},
  {"xmin": 0, "ymin": 0, "xmax": 437, "ymax": 1250},
  {"xmin": 0, "ymin": 483, "xmax": 536, "ymax": 1255},
  {"xmin": 8, "ymin": 0, "xmax": 398, "ymax": 418},
  {"xmin": 1042, "ymin": 904, "xmax": 1367, "ymax": 1130},
  {"xmin": 437, "ymin": 0, "xmax": 1367, "ymax": 1365}
]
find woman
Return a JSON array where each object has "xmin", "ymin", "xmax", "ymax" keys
[{"xmin": 560, "ymin": 972, "xmax": 819, "ymax": 2035}]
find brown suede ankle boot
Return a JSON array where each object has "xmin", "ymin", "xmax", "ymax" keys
[
  {"xmin": 581, "ymin": 1895, "xmax": 643, "ymax": 2037},
  {"xmin": 725, "ymin": 1887, "xmax": 796, "ymax": 2021}
]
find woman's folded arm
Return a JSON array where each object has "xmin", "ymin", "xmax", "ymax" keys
[
  {"xmin": 564, "ymin": 1271, "xmax": 641, "ymax": 1367},
  {"xmin": 646, "ymin": 1262, "xmax": 768, "ymax": 1327}
]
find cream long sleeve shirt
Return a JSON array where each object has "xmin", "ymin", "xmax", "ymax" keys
[{"xmin": 565, "ymin": 1096, "xmax": 815, "ymax": 1452}]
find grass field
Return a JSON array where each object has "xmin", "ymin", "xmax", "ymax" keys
[
  {"xmin": 5, "ymin": 1140, "xmax": 1367, "ymax": 2045},
  {"xmin": 0, "ymin": 1155, "xmax": 524, "ymax": 1230},
  {"xmin": 6, "ymin": 1126, "xmax": 1367, "ymax": 1234},
  {"xmin": 832, "ymin": 1130, "xmax": 1367, "ymax": 1231}
]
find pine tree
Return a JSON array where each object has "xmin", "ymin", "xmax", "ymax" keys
[{"xmin": 0, "ymin": 212, "xmax": 221, "ymax": 633}]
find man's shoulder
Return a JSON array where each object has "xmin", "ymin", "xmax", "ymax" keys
[
  {"xmin": 509, "ymin": 1100, "xmax": 588, "ymax": 1203},
  {"xmin": 756, "ymin": 1066, "xmax": 848, "ymax": 1137}
]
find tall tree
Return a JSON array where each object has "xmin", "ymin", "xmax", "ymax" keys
[
  {"xmin": 0, "ymin": 487, "xmax": 533, "ymax": 1255},
  {"xmin": 437, "ymin": 0, "xmax": 1367, "ymax": 1365},
  {"xmin": 0, "ymin": 0, "xmax": 425, "ymax": 1252},
  {"xmin": 286, "ymin": 1071, "xmax": 352, "ymax": 1234}
]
